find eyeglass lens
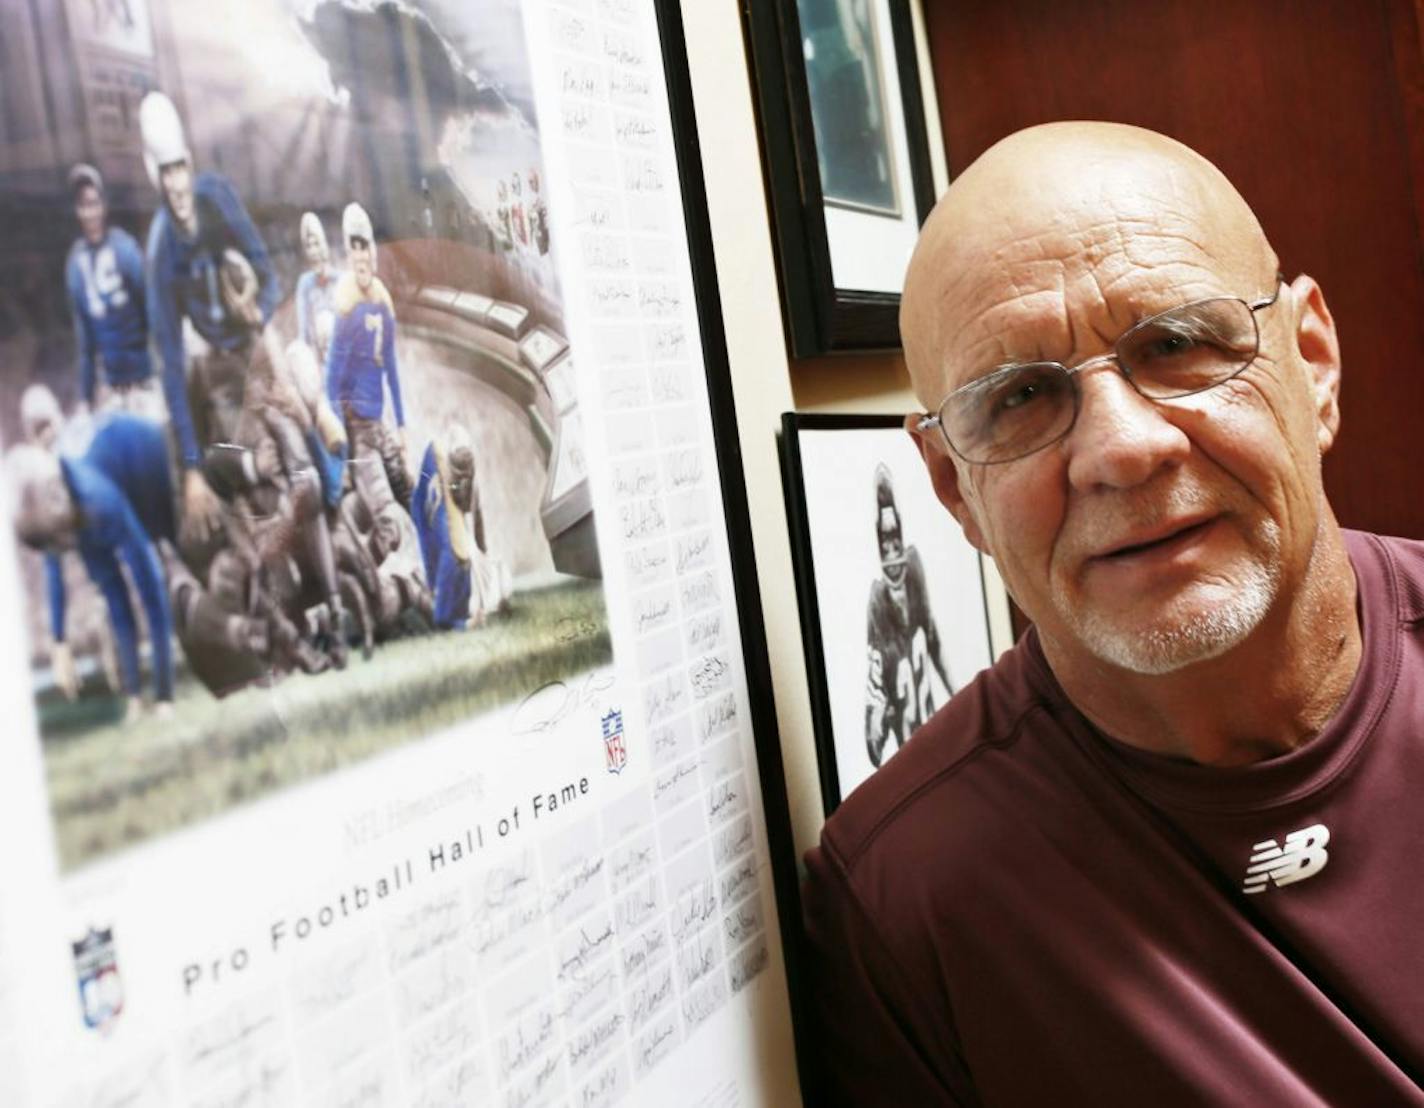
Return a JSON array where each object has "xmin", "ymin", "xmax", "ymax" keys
[{"xmin": 942, "ymin": 297, "xmax": 1259, "ymax": 463}]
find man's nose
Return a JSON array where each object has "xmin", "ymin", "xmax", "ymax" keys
[{"xmin": 1063, "ymin": 360, "xmax": 1190, "ymax": 490}]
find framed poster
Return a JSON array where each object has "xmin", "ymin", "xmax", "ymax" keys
[
  {"xmin": 781, "ymin": 413, "xmax": 1001, "ymax": 813},
  {"xmin": 0, "ymin": 2, "xmax": 806, "ymax": 1104},
  {"xmin": 746, "ymin": 0, "xmax": 936, "ymax": 355}
]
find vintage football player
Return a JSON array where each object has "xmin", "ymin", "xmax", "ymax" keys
[
  {"xmin": 411, "ymin": 427, "xmax": 508, "ymax": 630},
  {"xmin": 139, "ymin": 90, "xmax": 281, "ymax": 546},
  {"xmin": 326, "ymin": 201, "xmax": 412, "ymax": 533},
  {"xmin": 63, "ymin": 163, "xmax": 161, "ymax": 419},
  {"xmin": 295, "ymin": 211, "xmax": 340, "ymax": 369},
  {"xmin": 6, "ymin": 414, "xmax": 278, "ymax": 719},
  {"xmin": 864, "ymin": 464, "xmax": 952, "ymax": 766}
]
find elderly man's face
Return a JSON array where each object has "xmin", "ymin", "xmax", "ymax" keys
[{"xmin": 906, "ymin": 134, "xmax": 1340, "ymax": 676}]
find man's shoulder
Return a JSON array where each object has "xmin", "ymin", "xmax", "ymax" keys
[
  {"xmin": 370, "ymin": 277, "xmax": 395, "ymax": 314},
  {"xmin": 194, "ymin": 171, "xmax": 239, "ymax": 205},
  {"xmin": 145, "ymin": 208, "xmax": 173, "ymax": 256},
  {"xmin": 107, "ymin": 225, "xmax": 140, "ymax": 254},
  {"xmin": 333, "ymin": 273, "xmax": 363, "ymax": 315},
  {"xmin": 819, "ymin": 634, "xmax": 1060, "ymax": 872},
  {"xmin": 1346, "ymin": 528, "xmax": 1424, "ymax": 622},
  {"xmin": 64, "ymin": 242, "xmax": 87, "ymax": 292}
]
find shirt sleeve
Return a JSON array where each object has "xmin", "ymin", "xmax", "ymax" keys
[
  {"xmin": 146, "ymin": 221, "xmax": 202, "ymax": 467},
  {"xmin": 113, "ymin": 505, "xmax": 174, "ymax": 703},
  {"xmin": 296, "ymin": 273, "xmax": 312, "ymax": 346},
  {"xmin": 78, "ymin": 544, "xmax": 141, "ymax": 696},
  {"xmin": 326, "ymin": 310, "xmax": 350, "ymax": 414},
  {"xmin": 412, "ymin": 449, "xmax": 439, "ymax": 583},
  {"xmin": 209, "ymin": 176, "xmax": 281, "ymax": 324},
  {"xmin": 115, "ymin": 230, "xmax": 148, "ymax": 339},
  {"xmin": 865, "ymin": 584, "xmax": 892, "ymax": 756},
  {"xmin": 45, "ymin": 553, "xmax": 67, "ymax": 644},
  {"xmin": 66, "ymin": 252, "xmax": 99, "ymax": 406},
  {"xmin": 909, "ymin": 548, "xmax": 951, "ymax": 694},
  {"xmin": 383, "ymin": 304, "xmax": 404, "ymax": 426},
  {"xmin": 801, "ymin": 842, "xmax": 982, "ymax": 1107}
]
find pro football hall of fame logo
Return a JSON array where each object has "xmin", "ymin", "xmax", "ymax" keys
[
  {"xmin": 72, "ymin": 925, "xmax": 124, "ymax": 1033},
  {"xmin": 602, "ymin": 708, "xmax": 628, "ymax": 775}
]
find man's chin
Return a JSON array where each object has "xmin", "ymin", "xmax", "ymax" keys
[{"xmin": 1074, "ymin": 602, "xmax": 1267, "ymax": 675}]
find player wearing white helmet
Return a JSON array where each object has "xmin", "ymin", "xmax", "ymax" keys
[
  {"xmin": 139, "ymin": 90, "xmax": 281, "ymax": 547},
  {"xmin": 63, "ymin": 163, "xmax": 161, "ymax": 419},
  {"xmin": 326, "ymin": 201, "xmax": 412, "ymax": 552},
  {"xmin": 864, "ymin": 464, "xmax": 952, "ymax": 767},
  {"xmin": 295, "ymin": 211, "xmax": 339, "ymax": 367}
]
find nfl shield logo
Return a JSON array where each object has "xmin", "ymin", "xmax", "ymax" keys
[
  {"xmin": 601, "ymin": 709, "xmax": 628, "ymax": 774},
  {"xmin": 72, "ymin": 926, "xmax": 123, "ymax": 1033}
]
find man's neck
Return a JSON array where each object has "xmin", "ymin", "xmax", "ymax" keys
[{"xmin": 1042, "ymin": 523, "xmax": 1362, "ymax": 767}]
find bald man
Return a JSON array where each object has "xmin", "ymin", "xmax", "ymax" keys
[{"xmin": 801, "ymin": 123, "xmax": 1424, "ymax": 1104}]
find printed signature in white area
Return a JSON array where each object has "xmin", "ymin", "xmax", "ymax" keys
[{"xmin": 513, "ymin": 671, "xmax": 617, "ymax": 735}]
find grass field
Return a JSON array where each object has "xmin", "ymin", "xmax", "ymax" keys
[{"xmin": 39, "ymin": 579, "xmax": 611, "ymax": 871}]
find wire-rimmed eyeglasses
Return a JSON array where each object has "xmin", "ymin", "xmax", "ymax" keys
[{"xmin": 914, "ymin": 277, "xmax": 1286, "ymax": 465}]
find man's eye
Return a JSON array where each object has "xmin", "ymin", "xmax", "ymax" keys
[
  {"xmin": 998, "ymin": 382, "xmax": 1040, "ymax": 410},
  {"xmin": 1141, "ymin": 333, "xmax": 1200, "ymax": 359},
  {"xmin": 986, "ymin": 369, "xmax": 1056, "ymax": 416}
]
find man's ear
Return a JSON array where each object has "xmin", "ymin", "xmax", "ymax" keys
[
  {"xmin": 904, "ymin": 414, "xmax": 988, "ymax": 553},
  {"xmin": 1288, "ymin": 274, "xmax": 1341, "ymax": 455}
]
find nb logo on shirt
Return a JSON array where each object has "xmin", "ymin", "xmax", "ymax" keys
[{"xmin": 1241, "ymin": 823, "xmax": 1330, "ymax": 894}]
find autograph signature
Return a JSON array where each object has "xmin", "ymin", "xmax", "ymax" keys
[{"xmin": 513, "ymin": 671, "xmax": 616, "ymax": 735}]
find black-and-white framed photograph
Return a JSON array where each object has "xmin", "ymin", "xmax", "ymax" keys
[
  {"xmin": 747, "ymin": 0, "xmax": 936, "ymax": 355},
  {"xmin": 781, "ymin": 413, "xmax": 1005, "ymax": 812}
]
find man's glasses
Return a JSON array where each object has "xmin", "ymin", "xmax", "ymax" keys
[{"xmin": 915, "ymin": 278, "xmax": 1286, "ymax": 465}]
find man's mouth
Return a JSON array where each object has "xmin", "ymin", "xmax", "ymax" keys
[{"xmin": 1096, "ymin": 516, "xmax": 1216, "ymax": 561}]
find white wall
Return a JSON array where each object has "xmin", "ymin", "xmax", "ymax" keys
[
  {"xmin": 676, "ymin": 0, "xmax": 947, "ymax": 867},
  {"xmin": 675, "ymin": 3, "xmax": 960, "ymax": 1101}
]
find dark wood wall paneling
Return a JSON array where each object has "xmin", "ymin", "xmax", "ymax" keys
[{"xmin": 920, "ymin": 0, "xmax": 1424, "ymax": 539}]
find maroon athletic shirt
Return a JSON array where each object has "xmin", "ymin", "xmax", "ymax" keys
[{"xmin": 803, "ymin": 530, "xmax": 1424, "ymax": 1105}]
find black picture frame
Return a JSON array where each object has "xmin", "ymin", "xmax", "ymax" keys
[
  {"xmin": 780, "ymin": 412, "xmax": 996, "ymax": 814},
  {"xmin": 656, "ymin": 2, "xmax": 820, "ymax": 1099},
  {"xmin": 746, "ymin": 0, "xmax": 937, "ymax": 356},
  {"xmin": 0, "ymin": 0, "xmax": 815, "ymax": 1096}
]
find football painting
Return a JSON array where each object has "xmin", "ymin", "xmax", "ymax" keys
[
  {"xmin": 0, "ymin": 0, "xmax": 611, "ymax": 869},
  {"xmin": 782, "ymin": 414, "xmax": 994, "ymax": 810}
]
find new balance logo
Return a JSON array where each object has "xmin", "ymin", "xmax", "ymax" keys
[{"xmin": 1242, "ymin": 823, "xmax": 1330, "ymax": 894}]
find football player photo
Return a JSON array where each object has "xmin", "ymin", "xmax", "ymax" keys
[{"xmin": 783, "ymin": 414, "xmax": 999, "ymax": 810}]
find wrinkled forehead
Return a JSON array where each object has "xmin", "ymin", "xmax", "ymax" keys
[{"xmin": 943, "ymin": 225, "xmax": 1226, "ymax": 381}]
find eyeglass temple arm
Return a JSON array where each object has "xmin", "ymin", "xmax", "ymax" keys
[
  {"xmin": 914, "ymin": 413, "xmax": 940, "ymax": 433},
  {"xmin": 1250, "ymin": 273, "xmax": 1288, "ymax": 310}
]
